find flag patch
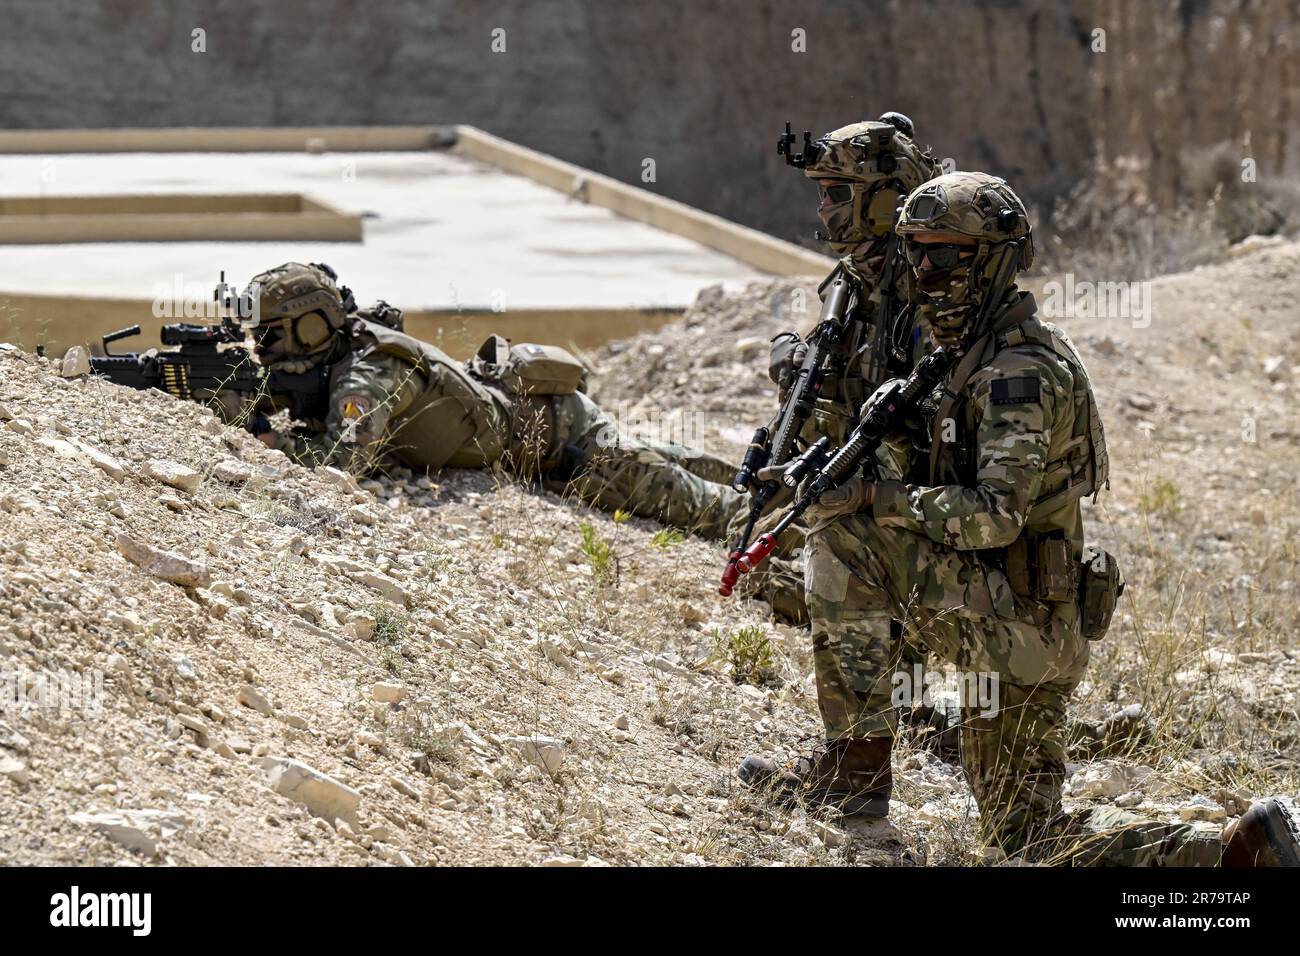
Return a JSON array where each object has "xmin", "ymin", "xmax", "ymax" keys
[{"xmin": 990, "ymin": 377, "xmax": 1040, "ymax": 406}]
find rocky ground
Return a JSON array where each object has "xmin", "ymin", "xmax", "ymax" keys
[
  {"xmin": 2, "ymin": 236, "xmax": 1298, "ymax": 866},
  {"xmin": 0, "ymin": 339, "xmax": 872, "ymax": 866}
]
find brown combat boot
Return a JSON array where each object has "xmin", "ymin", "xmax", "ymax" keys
[
  {"xmin": 738, "ymin": 737, "xmax": 892, "ymax": 817},
  {"xmin": 1221, "ymin": 799, "xmax": 1300, "ymax": 866}
]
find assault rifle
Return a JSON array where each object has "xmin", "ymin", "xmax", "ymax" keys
[
  {"xmin": 720, "ymin": 237, "xmax": 906, "ymax": 595},
  {"xmin": 722, "ymin": 345, "xmax": 955, "ymax": 583},
  {"xmin": 88, "ymin": 321, "xmax": 328, "ymax": 433},
  {"xmin": 719, "ymin": 236, "xmax": 1028, "ymax": 593}
]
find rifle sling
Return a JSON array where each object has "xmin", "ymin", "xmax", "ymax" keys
[{"xmin": 926, "ymin": 293, "xmax": 1037, "ymax": 484}]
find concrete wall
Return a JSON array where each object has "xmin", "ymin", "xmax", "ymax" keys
[{"xmin": 1, "ymin": 0, "xmax": 1295, "ymax": 243}]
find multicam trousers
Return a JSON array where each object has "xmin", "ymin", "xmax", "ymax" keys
[
  {"xmin": 805, "ymin": 511, "xmax": 1222, "ymax": 866},
  {"xmin": 534, "ymin": 392, "xmax": 744, "ymax": 540}
]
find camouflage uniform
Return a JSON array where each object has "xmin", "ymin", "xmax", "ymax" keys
[
  {"xmin": 801, "ymin": 172, "xmax": 1223, "ymax": 863},
  {"xmin": 726, "ymin": 259, "xmax": 924, "ymax": 626},
  {"xmin": 732, "ymin": 117, "xmax": 940, "ymax": 749},
  {"xmin": 807, "ymin": 289, "xmax": 1219, "ymax": 863},
  {"xmin": 237, "ymin": 264, "xmax": 742, "ymax": 538}
]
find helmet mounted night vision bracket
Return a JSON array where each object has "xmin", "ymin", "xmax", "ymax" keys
[
  {"xmin": 778, "ymin": 122, "xmax": 823, "ymax": 169},
  {"xmin": 213, "ymin": 270, "xmax": 260, "ymax": 330}
]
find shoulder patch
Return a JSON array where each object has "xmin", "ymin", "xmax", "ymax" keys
[
  {"xmin": 990, "ymin": 376, "xmax": 1040, "ymax": 406},
  {"xmin": 337, "ymin": 393, "xmax": 372, "ymax": 421}
]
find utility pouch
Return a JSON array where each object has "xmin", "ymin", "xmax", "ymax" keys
[
  {"xmin": 504, "ymin": 343, "xmax": 587, "ymax": 396},
  {"xmin": 468, "ymin": 337, "xmax": 587, "ymax": 396},
  {"xmin": 1079, "ymin": 546, "xmax": 1124, "ymax": 641},
  {"xmin": 1005, "ymin": 536, "xmax": 1077, "ymax": 603},
  {"xmin": 1035, "ymin": 538, "xmax": 1076, "ymax": 603}
]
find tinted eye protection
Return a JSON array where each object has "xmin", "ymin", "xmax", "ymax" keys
[
  {"xmin": 818, "ymin": 182, "xmax": 854, "ymax": 206},
  {"xmin": 904, "ymin": 242, "xmax": 974, "ymax": 270},
  {"xmin": 253, "ymin": 323, "xmax": 285, "ymax": 348}
]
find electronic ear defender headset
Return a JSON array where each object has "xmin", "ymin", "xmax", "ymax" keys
[
  {"xmin": 287, "ymin": 310, "xmax": 334, "ymax": 352},
  {"xmin": 249, "ymin": 263, "xmax": 351, "ymax": 357},
  {"xmin": 864, "ymin": 183, "xmax": 904, "ymax": 238},
  {"xmin": 995, "ymin": 206, "xmax": 1037, "ymax": 271},
  {"xmin": 815, "ymin": 180, "xmax": 902, "ymax": 238}
]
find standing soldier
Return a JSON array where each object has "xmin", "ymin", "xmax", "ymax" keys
[
  {"xmin": 734, "ymin": 113, "xmax": 941, "ymax": 624},
  {"xmin": 732, "ymin": 114, "xmax": 941, "ymax": 815},
  {"xmin": 744, "ymin": 169, "xmax": 1299, "ymax": 865},
  {"xmin": 224, "ymin": 262, "xmax": 744, "ymax": 539}
]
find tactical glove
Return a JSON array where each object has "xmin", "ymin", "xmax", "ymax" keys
[
  {"xmin": 768, "ymin": 331, "xmax": 807, "ymax": 390},
  {"xmin": 803, "ymin": 475, "xmax": 875, "ymax": 523}
]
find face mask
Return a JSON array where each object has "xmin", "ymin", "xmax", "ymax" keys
[
  {"xmin": 911, "ymin": 253, "xmax": 978, "ymax": 346},
  {"xmin": 816, "ymin": 183, "xmax": 858, "ymax": 251},
  {"xmin": 922, "ymin": 301, "xmax": 974, "ymax": 347},
  {"xmin": 914, "ymin": 260, "xmax": 973, "ymax": 298}
]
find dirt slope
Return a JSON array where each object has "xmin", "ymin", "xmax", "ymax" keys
[
  {"xmin": 0, "ymin": 344, "xmax": 835, "ymax": 866},
  {"xmin": 2, "ymin": 236, "xmax": 1298, "ymax": 866}
]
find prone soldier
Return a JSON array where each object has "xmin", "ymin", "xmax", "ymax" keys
[{"xmin": 222, "ymin": 262, "xmax": 744, "ymax": 539}]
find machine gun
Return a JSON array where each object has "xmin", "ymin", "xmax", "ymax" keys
[
  {"xmin": 723, "ymin": 346, "xmax": 956, "ymax": 584},
  {"xmin": 92, "ymin": 318, "xmax": 253, "ymax": 395},
  {"xmin": 88, "ymin": 320, "xmax": 328, "ymax": 432}
]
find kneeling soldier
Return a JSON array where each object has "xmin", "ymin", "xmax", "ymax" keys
[{"xmin": 740, "ymin": 172, "xmax": 1298, "ymax": 866}]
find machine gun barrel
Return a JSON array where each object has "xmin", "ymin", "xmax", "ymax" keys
[{"xmin": 87, "ymin": 320, "xmax": 323, "ymax": 410}]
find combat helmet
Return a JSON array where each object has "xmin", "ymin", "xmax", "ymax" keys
[
  {"xmin": 895, "ymin": 171, "xmax": 1034, "ymax": 344},
  {"xmin": 245, "ymin": 262, "xmax": 354, "ymax": 362},
  {"xmin": 781, "ymin": 112, "xmax": 941, "ymax": 257}
]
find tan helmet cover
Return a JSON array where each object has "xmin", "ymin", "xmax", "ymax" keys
[
  {"xmin": 803, "ymin": 120, "xmax": 941, "ymax": 254},
  {"xmin": 247, "ymin": 262, "xmax": 349, "ymax": 358},
  {"xmin": 896, "ymin": 170, "xmax": 1034, "ymax": 268}
]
